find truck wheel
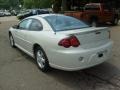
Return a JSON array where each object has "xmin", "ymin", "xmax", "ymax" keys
[{"xmin": 111, "ymin": 17, "xmax": 119, "ymax": 25}]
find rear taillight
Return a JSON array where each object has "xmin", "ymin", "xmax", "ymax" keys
[
  {"xmin": 69, "ymin": 36, "xmax": 80, "ymax": 47},
  {"xmin": 58, "ymin": 36, "xmax": 80, "ymax": 48}
]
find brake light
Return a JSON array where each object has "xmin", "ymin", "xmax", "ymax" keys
[{"xmin": 58, "ymin": 36, "xmax": 80, "ymax": 48}]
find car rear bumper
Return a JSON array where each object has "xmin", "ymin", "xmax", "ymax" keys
[{"xmin": 49, "ymin": 41, "xmax": 113, "ymax": 71}]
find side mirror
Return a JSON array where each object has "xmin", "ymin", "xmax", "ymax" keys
[{"xmin": 12, "ymin": 25, "xmax": 19, "ymax": 29}]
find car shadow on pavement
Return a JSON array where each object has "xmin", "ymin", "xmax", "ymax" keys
[
  {"xmin": 14, "ymin": 47, "xmax": 36, "ymax": 64},
  {"xmin": 14, "ymin": 45, "xmax": 120, "ymax": 89},
  {"xmin": 46, "ymin": 62, "xmax": 120, "ymax": 89},
  {"xmin": 7, "ymin": 45, "xmax": 120, "ymax": 90}
]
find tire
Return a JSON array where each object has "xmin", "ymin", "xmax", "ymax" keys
[
  {"xmin": 34, "ymin": 46, "xmax": 49, "ymax": 72},
  {"xmin": 9, "ymin": 34, "xmax": 15, "ymax": 48},
  {"xmin": 111, "ymin": 17, "xmax": 119, "ymax": 25}
]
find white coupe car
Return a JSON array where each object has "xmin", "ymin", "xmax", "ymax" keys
[{"xmin": 9, "ymin": 14, "xmax": 113, "ymax": 72}]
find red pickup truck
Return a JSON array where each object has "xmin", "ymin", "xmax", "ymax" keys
[{"xmin": 65, "ymin": 3, "xmax": 119, "ymax": 26}]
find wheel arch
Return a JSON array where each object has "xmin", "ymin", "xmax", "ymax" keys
[
  {"xmin": 33, "ymin": 43, "xmax": 50, "ymax": 68},
  {"xmin": 33, "ymin": 43, "xmax": 40, "ymax": 55},
  {"xmin": 33, "ymin": 43, "xmax": 45, "ymax": 57},
  {"xmin": 9, "ymin": 31, "xmax": 12, "ymax": 36}
]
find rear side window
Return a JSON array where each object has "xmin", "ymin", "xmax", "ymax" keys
[
  {"xmin": 29, "ymin": 19, "xmax": 43, "ymax": 31},
  {"xmin": 19, "ymin": 19, "xmax": 32, "ymax": 30}
]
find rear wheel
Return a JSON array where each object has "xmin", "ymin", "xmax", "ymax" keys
[
  {"xmin": 34, "ymin": 46, "xmax": 49, "ymax": 72},
  {"xmin": 9, "ymin": 34, "xmax": 15, "ymax": 47}
]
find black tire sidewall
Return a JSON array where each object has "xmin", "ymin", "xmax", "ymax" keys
[
  {"xmin": 35, "ymin": 46, "xmax": 49, "ymax": 72},
  {"xmin": 9, "ymin": 34, "xmax": 15, "ymax": 47}
]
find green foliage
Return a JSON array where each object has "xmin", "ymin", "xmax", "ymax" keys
[
  {"xmin": 0, "ymin": 0, "xmax": 19, "ymax": 9},
  {"xmin": 39, "ymin": 0, "xmax": 52, "ymax": 8},
  {"xmin": 0, "ymin": 0, "xmax": 53, "ymax": 9},
  {"xmin": 23, "ymin": 0, "xmax": 52, "ymax": 9},
  {"xmin": 23, "ymin": 0, "xmax": 32, "ymax": 9},
  {"xmin": 52, "ymin": 0, "xmax": 62, "ymax": 13},
  {"xmin": 1, "ymin": 0, "xmax": 119, "ymax": 10}
]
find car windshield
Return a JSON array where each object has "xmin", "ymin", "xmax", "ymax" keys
[{"xmin": 44, "ymin": 15, "xmax": 89, "ymax": 32}]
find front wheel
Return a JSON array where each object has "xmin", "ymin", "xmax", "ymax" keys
[
  {"xmin": 35, "ymin": 46, "xmax": 49, "ymax": 72},
  {"xmin": 9, "ymin": 34, "xmax": 15, "ymax": 47}
]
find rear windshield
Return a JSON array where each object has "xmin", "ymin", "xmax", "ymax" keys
[{"xmin": 44, "ymin": 15, "xmax": 89, "ymax": 32}]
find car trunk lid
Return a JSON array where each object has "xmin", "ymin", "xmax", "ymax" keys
[{"xmin": 58, "ymin": 27, "xmax": 110, "ymax": 49}]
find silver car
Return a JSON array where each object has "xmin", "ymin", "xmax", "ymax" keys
[{"xmin": 9, "ymin": 14, "xmax": 113, "ymax": 72}]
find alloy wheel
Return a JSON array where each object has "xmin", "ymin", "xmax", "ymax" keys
[{"xmin": 36, "ymin": 50, "xmax": 46, "ymax": 69}]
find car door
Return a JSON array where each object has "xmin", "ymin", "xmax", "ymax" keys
[
  {"xmin": 23, "ymin": 18, "xmax": 43, "ymax": 54},
  {"xmin": 14, "ymin": 19, "xmax": 32, "ymax": 50}
]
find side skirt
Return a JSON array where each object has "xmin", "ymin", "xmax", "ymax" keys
[{"xmin": 15, "ymin": 43, "xmax": 34, "ymax": 58}]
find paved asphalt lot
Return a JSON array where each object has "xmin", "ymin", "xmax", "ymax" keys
[{"xmin": 0, "ymin": 16, "xmax": 120, "ymax": 90}]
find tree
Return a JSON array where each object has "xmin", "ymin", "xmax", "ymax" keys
[
  {"xmin": 23, "ymin": 0, "xmax": 33, "ymax": 8},
  {"xmin": 0, "ymin": 0, "xmax": 20, "ymax": 9},
  {"xmin": 8, "ymin": 0, "xmax": 19, "ymax": 9},
  {"xmin": 39, "ymin": 0, "xmax": 52, "ymax": 8},
  {"xmin": 23, "ymin": 0, "xmax": 52, "ymax": 9},
  {"xmin": 52, "ymin": 0, "xmax": 61, "ymax": 13}
]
